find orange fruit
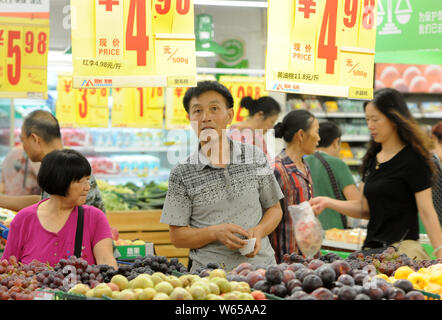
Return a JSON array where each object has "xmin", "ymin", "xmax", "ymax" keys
[{"xmin": 394, "ymin": 266, "xmax": 414, "ymax": 280}]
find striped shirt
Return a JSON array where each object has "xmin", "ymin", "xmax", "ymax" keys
[{"xmin": 270, "ymin": 149, "xmax": 314, "ymax": 263}]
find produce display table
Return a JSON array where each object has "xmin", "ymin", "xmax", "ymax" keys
[{"xmin": 106, "ymin": 210, "xmax": 189, "ymax": 267}]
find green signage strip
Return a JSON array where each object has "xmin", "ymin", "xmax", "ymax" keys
[{"xmin": 375, "ymin": 0, "xmax": 442, "ymax": 64}]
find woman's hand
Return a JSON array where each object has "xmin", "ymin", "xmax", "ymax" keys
[
  {"xmin": 309, "ymin": 196, "xmax": 331, "ymax": 216},
  {"xmin": 245, "ymin": 226, "xmax": 263, "ymax": 258}
]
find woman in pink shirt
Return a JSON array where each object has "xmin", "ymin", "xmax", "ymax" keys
[
  {"xmin": 228, "ymin": 96, "xmax": 281, "ymax": 161},
  {"xmin": 2, "ymin": 149, "xmax": 118, "ymax": 269}
]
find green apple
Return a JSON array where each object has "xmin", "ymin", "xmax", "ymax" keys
[
  {"xmin": 138, "ymin": 288, "xmax": 157, "ymax": 300},
  {"xmin": 154, "ymin": 281, "xmax": 174, "ymax": 295},
  {"xmin": 111, "ymin": 274, "xmax": 129, "ymax": 290}
]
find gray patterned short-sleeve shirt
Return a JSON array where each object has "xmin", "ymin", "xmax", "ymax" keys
[{"xmin": 160, "ymin": 138, "xmax": 284, "ymax": 272}]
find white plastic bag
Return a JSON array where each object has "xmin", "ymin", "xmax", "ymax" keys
[{"xmin": 289, "ymin": 201, "xmax": 323, "ymax": 259}]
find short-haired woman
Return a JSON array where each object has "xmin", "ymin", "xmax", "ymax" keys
[
  {"xmin": 310, "ymin": 88, "xmax": 442, "ymax": 260},
  {"xmin": 2, "ymin": 149, "xmax": 118, "ymax": 269},
  {"xmin": 270, "ymin": 109, "xmax": 320, "ymax": 263}
]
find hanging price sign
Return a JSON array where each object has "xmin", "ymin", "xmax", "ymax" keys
[
  {"xmin": 266, "ymin": 0, "xmax": 377, "ymax": 100},
  {"xmin": 165, "ymin": 74, "xmax": 215, "ymax": 129},
  {"xmin": 0, "ymin": 1, "xmax": 50, "ymax": 98},
  {"xmin": 111, "ymin": 87, "xmax": 165, "ymax": 128},
  {"xmin": 55, "ymin": 74, "xmax": 110, "ymax": 128},
  {"xmin": 71, "ymin": 0, "xmax": 197, "ymax": 89},
  {"xmin": 56, "ymin": 74, "xmax": 77, "ymax": 127},
  {"xmin": 165, "ymin": 86, "xmax": 190, "ymax": 129},
  {"xmin": 219, "ymin": 76, "xmax": 268, "ymax": 124}
]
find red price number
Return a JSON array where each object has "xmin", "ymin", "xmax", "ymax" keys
[
  {"xmin": 78, "ymin": 89, "xmax": 95, "ymax": 119},
  {"xmin": 318, "ymin": 0, "xmax": 375, "ymax": 75},
  {"xmin": 6, "ymin": 29, "xmax": 48, "ymax": 86},
  {"xmin": 126, "ymin": 0, "xmax": 149, "ymax": 66},
  {"xmin": 155, "ymin": 0, "xmax": 190, "ymax": 15}
]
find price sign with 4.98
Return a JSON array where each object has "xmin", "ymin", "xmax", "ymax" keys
[
  {"xmin": 0, "ymin": 10, "xmax": 49, "ymax": 98},
  {"xmin": 266, "ymin": 0, "xmax": 377, "ymax": 99},
  {"xmin": 71, "ymin": 0, "xmax": 197, "ymax": 89}
]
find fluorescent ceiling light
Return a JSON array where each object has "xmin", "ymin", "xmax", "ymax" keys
[{"xmin": 194, "ymin": 0, "xmax": 268, "ymax": 8}]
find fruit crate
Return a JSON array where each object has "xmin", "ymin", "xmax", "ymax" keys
[
  {"xmin": 320, "ymin": 249, "xmax": 351, "ymax": 259},
  {"xmin": 419, "ymin": 290, "xmax": 440, "ymax": 300},
  {"xmin": 54, "ymin": 291, "xmax": 112, "ymax": 300}
]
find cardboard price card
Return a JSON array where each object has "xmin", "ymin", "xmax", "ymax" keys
[
  {"xmin": 266, "ymin": 0, "xmax": 377, "ymax": 100},
  {"xmin": 56, "ymin": 74, "xmax": 110, "ymax": 128},
  {"xmin": 0, "ymin": 1, "xmax": 50, "ymax": 98},
  {"xmin": 164, "ymin": 74, "xmax": 216, "ymax": 129},
  {"xmin": 111, "ymin": 87, "xmax": 165, "ymax": 128},
  {"xmin": 71, "ymin": 0, "xmax": 197, "ymax": 89},
  {"xmin": 219, "ymin": 76, "xmax": 269, "ymax": 124}
]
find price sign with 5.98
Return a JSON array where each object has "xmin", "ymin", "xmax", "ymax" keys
[
  {"xmin": 71, "ymin": 0, "xmax": 196, "ymax": 89},
  {"xmin": 0, "ymin": 3, "xmax": 50, "ymax": 98},
  {"xmin": 266, "ymin": 0, "xmax": 377, "ymax": 99}
]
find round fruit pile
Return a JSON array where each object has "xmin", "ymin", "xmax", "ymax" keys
[
  {"xmin": 188, "ymin": 248, "xmax": 441, "ymax": 300},
  {"xmin": 68, "ymin": 268, "xmax": 262, "ymax": 300}
]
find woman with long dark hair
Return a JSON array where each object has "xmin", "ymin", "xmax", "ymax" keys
[{"xmin": 310, "ymin": 88, "xmax": 442, "ymax": 260}]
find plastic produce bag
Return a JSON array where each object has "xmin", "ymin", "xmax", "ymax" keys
[{"xmin": 289, "ymin": 201, "xmax": 323, "ymax": 258}]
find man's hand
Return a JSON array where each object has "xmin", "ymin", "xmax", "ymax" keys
[
  {"xmin": 245, "ymin": 226, "xmax": 263, "ymax": 258},
  {"xmin": 212, "ymin": 224, "xmax": 250, "ymax": 250}
]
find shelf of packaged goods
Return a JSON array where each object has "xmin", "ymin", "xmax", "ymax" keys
[
  {"xmin": 106, "ymin": 210, "xmax": 189, "ymax": 267},
  {"xmin": 95, "ymin": 170, "xmax": 170, "ymax": 185},
  {"xmin": 422, "ymin": 112, "xmax": 442, "ymax": 119},
  {"xmin": 341, "ymin": 135, "xmax": 370, "ymax": 142},
  {"xmin": 343, "ymin": 159, "xmax": 363, "ymax": 166},
  {"xmin": 320, "ymin": 112, "xmax": 366, "ymax": 118},
  {"xmin": 68, "ymin": 145, "xmax": 186, "ymax": 154}
]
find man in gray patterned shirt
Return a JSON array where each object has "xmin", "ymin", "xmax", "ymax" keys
[
  {"xmin": 0, "ymin": 110, "xmax": 105, "ymax": 213},
  {"xmin": 161, "ymin": 81, "xmax": 284, "ymax": 272}
]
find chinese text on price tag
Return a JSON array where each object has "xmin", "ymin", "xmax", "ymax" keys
[
  {"xmin": 71, "ymin": 0, "xmax": 197, "ymax": 89},
  {"xmin": 266, "ymin": 0, "xmax": 377, "ymax": 99}
]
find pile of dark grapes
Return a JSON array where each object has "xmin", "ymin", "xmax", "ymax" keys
[
  {"xmin": 0, "ymin": 256, "xmax": 47, "ymax": 300},
  {"xmin": 112, "ymin": 255, "xmax": 187, "ymax": 281},
  {"xmin": 36, "ymin": 256, "xmax": 106, "ymax": 292},
  {"xmin": 345, "ymin": 247, "xmax": 441, "ymax": 276}
]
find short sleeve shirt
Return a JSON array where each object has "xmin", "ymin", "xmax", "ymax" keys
[
  {"xmin": 41, "ymin": 175, "xmax": 106, "ymax": 213},
  {"xmin": 160, "ymin": 138, "xmax": 284, "ymax": 272},
  {"xmin": 305, "ymin": 152, "xmax": 356, "ymax": 229},
  {"xmin": 1, "ymin": 147, "xmax": 41, "ymax": 195},
  {"xmin": 1, "ymin": 199, "xmax": 112, "ymax": 266},
  {"xmin": 362, "ymin": 145, "xmax": 432, "ymax": 247}
]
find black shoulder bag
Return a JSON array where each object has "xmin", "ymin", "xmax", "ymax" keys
[
  {"xmin": 74, "ymin": 206, "xmax": 84, "ymax": 258},
  {"xmin": 313, "ymin": 152, "xmax": 348, "ymax": 229}
]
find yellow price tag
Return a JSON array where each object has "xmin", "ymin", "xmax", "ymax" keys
[
  {"xmin": 75, "ymin": 88, "xmax": 110, "ymax": 128},
  {"xmin": 111, "ymin": 88, "xmax": 135, "ymax": 127},
  {"xmin": 71, "ymin": 0, "xmax": 196, "ymax": 89},
  {"xmin": 56, "ymin": 75, "xmax": 77, "ymax": 127},
  {"xmin": 266, "ymin": 0, "xmax": 376, "ymax": 99},
  {"xmin": 165, "ymin": 86, "xmax": 190, "ymax": 129},
  {"xmin": 0, "ymin": 16, "xmax": 49, "ymax": 98},
  {"xmin": 111, "ymin": 87, "xmax": 165, "ymax": 127},
  {"xmin": 219, "ymin": 76, "xmax": 268, "ymax": 124}
]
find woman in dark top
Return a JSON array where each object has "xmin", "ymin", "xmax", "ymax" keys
[{"xmin": 310, "ymin": 88, "xmax": 442, "ymax": 260}]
